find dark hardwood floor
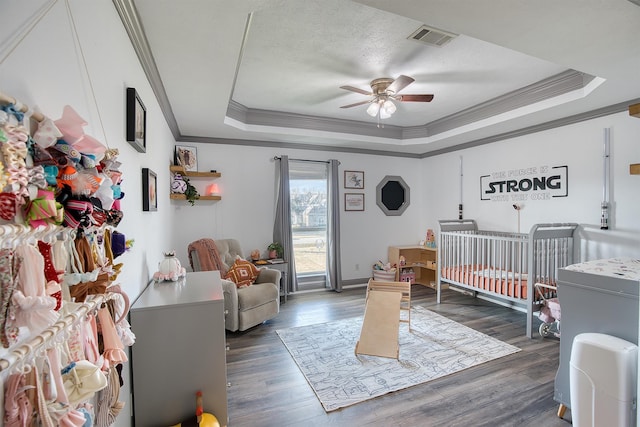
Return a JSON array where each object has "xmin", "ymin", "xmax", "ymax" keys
[{"xmin": 225, "ymin": 285, "xmax": 572, "ymax": 427}]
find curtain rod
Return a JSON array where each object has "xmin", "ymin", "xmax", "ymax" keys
[
  {"xmin": 0, "ymin": 91, "xmax": 45, "ymax": 122},
  {"xmin": 273, "ymin": 156, "xmax": 340, "ymax": 165}
]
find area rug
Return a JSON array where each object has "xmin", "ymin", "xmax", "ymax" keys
[{"xmin": 276, "ymin": 305, "xmax": 520, "ymax": 412}]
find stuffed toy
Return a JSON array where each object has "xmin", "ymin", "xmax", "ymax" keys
[{"xmin": 425, "ymin": 229, "xmax": 436, "ymax": 248}]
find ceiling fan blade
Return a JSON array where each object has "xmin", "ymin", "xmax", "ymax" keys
[
  {"xmin": 396, "ymin": 94, "xmax": 434, "ymax": 102},
  {"xmin": 340, "ymin": 100, "xmax": 372, "ymax": 109},
  {"xmin": 386, "ymin": 75, "xmax": 414, "ymax": 94},
  {"xmin": 340, "ymin": 85, "xmax": 372, "ymax": 96}
]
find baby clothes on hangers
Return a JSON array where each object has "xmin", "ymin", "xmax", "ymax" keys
[
  {"xmin": 3, "ymin": 370, "xmax": 34, "ymax": 426},
  {"xmin": 95, "ymin": 366, "xmax": 125, "ymax": 427},
  {"xmin": 96, "ymin": 307, "xmax": 127, "ymax": 369},
  {"xmin": 11, "ymin": 244, "xmax": 58, "ymax": 337},
  {"xmin": 37, "ymin": 240, "xmax": 62, "ymax": 311},
  {"xmin": 46, "ymin": 347, "xmax": 88, "ymax": 426},
  {"xmin": 0, "ymin": 248, "xmax": 20, "ymax": 348},
  {"xmin": 68, "ymin": 234, "xmax": 109, "ymax": 302}
]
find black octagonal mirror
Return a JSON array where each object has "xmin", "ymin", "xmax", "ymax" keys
[{"xmin": 376, "ymin": 175, "xmax": 410, "ymax": 216}]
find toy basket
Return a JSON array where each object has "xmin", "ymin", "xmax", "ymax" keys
[{"xmin": 372, "ymin": 270, "xmax": 396, "ymax": 281}]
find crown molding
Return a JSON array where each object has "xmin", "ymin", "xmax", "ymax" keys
[
  {"xmin": 178, "ymin": 134, "xmax": 422, "ymax": 158},
  {"xmin": 112, "ymin": 0, "xmax": 180, "ymax": 138},
  {"xmin": 420, "ymin": 97, "xmax": 640, "ymax": 158},
  {"xmin": 115, "ymin": 1, "xmax": 624, "ymax": 159},
  {"xmin": 227, "ymin": 69, "xmax": 597, "ymax": 143},
  {"xmin": 226, "ymin": 100, "xmax": 404, "ymax": 139}
]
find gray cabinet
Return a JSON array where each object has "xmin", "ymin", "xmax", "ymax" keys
[
  {"xmin": 554, "ymin": 259, "xmax": 640, "ymax": 410},
  {"xmin": 130, "ymin": 271, "xmax": 228, "ymax": 426}
]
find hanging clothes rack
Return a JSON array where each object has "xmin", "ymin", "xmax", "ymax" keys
[
  {"xmin": 0, "ymin": 90, "xmax": 45, "ymax": 122},
  {"xmin": 0, "ymin": 293, "xmax": 112, "ymax": 372},
  {"xmin": 0, "ymin": 222, "xmax": 88, "ymax": 373}
]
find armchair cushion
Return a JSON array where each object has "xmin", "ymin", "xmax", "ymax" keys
[{"xmin": 225, "ymin": 258, "xmax": 259, "ymax": 287}]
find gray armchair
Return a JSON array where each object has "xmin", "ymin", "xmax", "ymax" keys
[{"xmin": 188, "ymin": 238, "xmax": 280, "ymax": 332}]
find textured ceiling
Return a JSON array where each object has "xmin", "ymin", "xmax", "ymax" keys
[{"xmin": 121, "ymin": 0, "xmax": 640, "ymax": 157}]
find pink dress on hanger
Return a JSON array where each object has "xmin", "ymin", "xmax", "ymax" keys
[{"xmin": 11, "ymin": 244, "xmax": 58, "ymax": 336}]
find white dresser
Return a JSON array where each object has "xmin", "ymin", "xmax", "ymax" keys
[{"xmin": 130, "ymin": 271, "xmax": 228, "ymax": 426}]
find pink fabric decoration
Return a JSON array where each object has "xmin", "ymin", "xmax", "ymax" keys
[{"xmin": 54, "ymin": 105, "xmax": 107, "ymax": 155}]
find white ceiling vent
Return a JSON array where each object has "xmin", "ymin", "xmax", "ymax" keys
[{"xmin": 408, "ymin": 25, "xmax": 457, "ymax": 47}]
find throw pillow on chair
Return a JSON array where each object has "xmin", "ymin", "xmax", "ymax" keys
[{"xmin": 225, "ymin": 258, "xmax": 259, "ymax": 288}]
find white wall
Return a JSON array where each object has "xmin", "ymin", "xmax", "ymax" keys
[
  {"xmin": 422, "ymin": 111, "xmax": 640, "ymax": 260},
  {"xmin": 1, "ymin": 0, "xmax": 176, "ymax": 295},
  {"xmin": 3, "ymin": 2, "xmax": 639, "ymax": 425},
  {"xmin": 175, "ymin": 112, "xmax": 640, "ymax": 285},
  {"xmin": 170, "ymin": 142, "xmax": 422, "ymax": 282},
  {"xmin": 1, "ymin": 2, "xmax": 177, "ymax": 426}
]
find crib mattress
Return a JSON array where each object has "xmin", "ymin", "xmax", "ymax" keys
[{"xmin": 441, "ymin": 265, "xmax": 529, "ymax": 299}]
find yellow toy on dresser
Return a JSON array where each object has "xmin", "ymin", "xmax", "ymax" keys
[{"xmin": 171, "ymin": 391, "xmax": 220, "ymax": 427}]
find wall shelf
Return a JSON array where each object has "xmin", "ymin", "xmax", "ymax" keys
[
  {"xmin": 170, "ymin": 165, "xmax": 221, "ymax": 202},
  {"xmin": 170, "ymin": 194, "xmax": 221, "ymax": 201},
  {"xmin": 169, "ymin": 165, "xmax": 221, "ymax": 178}
]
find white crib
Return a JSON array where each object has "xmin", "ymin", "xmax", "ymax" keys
[{"xmin": 437, "ymin": 219, "xmax": 578, "ymax": 338}]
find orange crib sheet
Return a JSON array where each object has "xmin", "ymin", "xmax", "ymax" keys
[{"xmin": 441, "ymin": 265, "xmax": 528, "ymax": 299}]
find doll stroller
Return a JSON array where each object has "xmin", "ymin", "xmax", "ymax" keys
[{"xmin": 535, "ymin": 283, "xmax": 561, "ymax": 338}]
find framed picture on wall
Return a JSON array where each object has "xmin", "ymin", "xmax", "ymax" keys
[
  {"xmin": 174, "ymin": 145, "xmax": 198, "ymax": 172},
  {"xmin": 126, "ymin": 87, "xmax": 146, "ymax": 153},
  {"xmin": 142, "ymin": 168, "xmax": 157, "ymax": 211},
  {"xmin": 345, "ymin": 193, "xmax": 364, "ymax": 211},
  {"xmin": 344, "ymin": 170, "xmax": 364, "ymax": 189}
]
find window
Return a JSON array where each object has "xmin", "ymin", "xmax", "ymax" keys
[{"xmin": 289, "ymin": 161, "xmax": 328, "ymax": 288}]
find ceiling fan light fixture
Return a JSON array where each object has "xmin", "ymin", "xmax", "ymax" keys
[
  {"xmin": 340, "ymin": 74, "xmax": 433, "ymax": 122},
  {"xmin": 366, "ymin": 102, "xmax": 380, "ymax": 117},
  {"xmin": 383, "ymin": 99, "xmax": 396, "ymax": 115}
]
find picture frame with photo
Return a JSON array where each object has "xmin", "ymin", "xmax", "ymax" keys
[
  {"xmin": 126, "ymin": 87, "xmax": 146, "ymax": 153},
  {"xmin": 344, "ymin": 170, "xmax": 364, "ymax": 189},
  {"xmin": 174, "ymin": 145, "xmax": 198, "ymax": 172},
  {"xmin": 142, "ymin": 168, "xmax": 157, "ymax": 211},
  {"xmin": 344, "ymin": 193, "xmax": 364, "ymax": 211}
]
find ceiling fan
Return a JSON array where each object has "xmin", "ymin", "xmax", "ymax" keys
[{"xmin": 339, "ymin": 75, "xmax": 434, "ymax": 119}]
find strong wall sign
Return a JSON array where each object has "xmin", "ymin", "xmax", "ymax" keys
[{"xmin": 480, "ymin": 165, "xmax": 568, "ymax": 202}]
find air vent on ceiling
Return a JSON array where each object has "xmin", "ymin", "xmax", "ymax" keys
[{"xmin": 408, "ymin": 25, "xmax": 457, "ymax": 47}]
